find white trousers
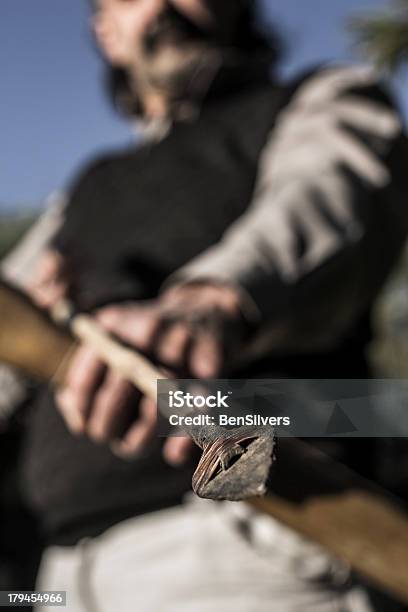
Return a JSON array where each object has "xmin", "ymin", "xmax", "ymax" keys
[{"xmin": 36, "ymin": 496, "xmax": 373, "ymax": 612}]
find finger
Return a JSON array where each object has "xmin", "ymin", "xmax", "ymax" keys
[
  {"xmin": 189, "ymin": 332, "xmax": 223, "ymax": 378},
  {"xmin": 111, "ymin": 396, "xmax": 157, "ymax": 458},
  {"xmin": 97, "ymin": 305, "xmax": 160, "ymax": 352},
  {"xmin": 56, "ymin": 345, "xmax": 106, "ymax": 433},
  {"xmin": 156, "ymin": 322, "xmax": 190, "ymax": 367},
  {"xmin": 32, "ymin": 281, "xmax": 68, "ymax": 309},
  {"xmin": 56, "ymin": 388, "xmax": 88, "ymax": 435},
  {"xmin": 163, "ymin": 436, "xmax": 195, "ymax": 466},
  {"xmin": 29, "ymin": 251, "xmax": 68, "ymax": 308},
  {"xmin": 34, "ymin": 250, "xmax": 64, "ymax": 285},
  {"xmin": 86, "ymin": 371, "xmax": 135, "ymax": 443}
]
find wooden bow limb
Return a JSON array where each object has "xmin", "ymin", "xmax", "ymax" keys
[
  {"xmin": 1, "ymin": 279, "xmax": 408, "ymax": 603},
  {"xmin": 252, "ymin": 438, "xmax": 408, "ymax": 604}
]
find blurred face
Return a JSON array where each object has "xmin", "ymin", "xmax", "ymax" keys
[{"xmin": 93, "ymin": 0, "xmax": 245, "ymax": 95}]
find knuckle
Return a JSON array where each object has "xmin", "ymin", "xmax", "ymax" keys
[
  {"xmin": 97, "ymin": 307, "xmax": 121, "ymax": 329},
  {"xmin": 133, "ymin": 319, "xmax": 157, "ymax": 349}
]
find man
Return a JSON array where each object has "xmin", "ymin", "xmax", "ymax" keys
[{"xmin": 16, "ymin": 0, "xmax": 408, "ymax": 610}]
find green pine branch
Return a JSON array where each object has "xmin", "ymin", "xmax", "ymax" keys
[{"xmin": 350, "ymin": 0, "xmax": 408, "ymax": 72}]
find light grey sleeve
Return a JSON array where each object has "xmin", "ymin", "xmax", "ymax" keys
[
  {"xmin": 0, "ymin": 193, "xmax": 67, "ymax": 423},
  {"xmin": 168, "ymin": 67, "xmax": 404, "ymax": 347},
  {"xmin": 1, "ymin": 192, "xmax": 66, "ymax": 289}
]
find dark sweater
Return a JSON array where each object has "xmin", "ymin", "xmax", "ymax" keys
[{"xmin": 21, "ymin": 73, "xmax": 291, "ymax": 544}]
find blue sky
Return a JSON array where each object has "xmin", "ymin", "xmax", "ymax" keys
[{"xmin": 0, "ymin": 0, "xmax": 404, "ymax": 209}]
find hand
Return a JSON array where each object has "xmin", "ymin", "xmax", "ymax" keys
[
  {"xmin": 57, "ymin": 346, "xmax": 194, "ymax": 465},
  {"xmin": 56, "ymin": 282, "xmax": 248, "ymax": 463},
  {"xmin": 99, "ymin": 282, "xmax": 246, "ymax": 378},
  {"xmin": 27, "ymin": 249, "xmax": 69, "ymax": 309}
]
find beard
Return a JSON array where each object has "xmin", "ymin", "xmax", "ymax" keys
[
  {"xmin": 133, "ymin": 2, "xmax": 252, "ymax": 103},
  {"xmin": 138, "ymin": 4, "xmax": 220, "ymax": 97},
  {"xmin": 143, "ymin": 4, "xmax": 211, "ymax": 55}
]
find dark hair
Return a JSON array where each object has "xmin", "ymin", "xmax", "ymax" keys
[{"xmin": 104, "ymin": 1, "xmax": 282, "ymax": 117}]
